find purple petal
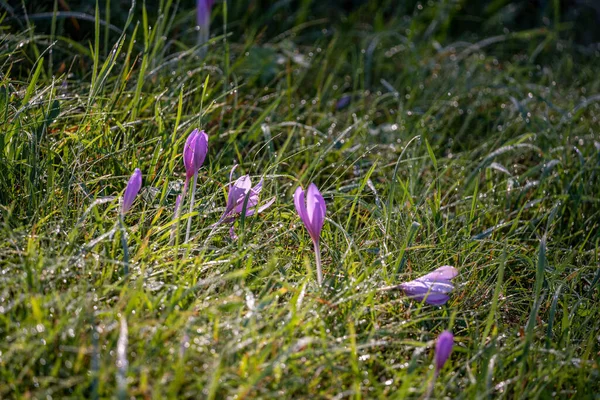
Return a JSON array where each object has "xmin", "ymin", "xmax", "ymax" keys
[
  {"xmin": 194, "ymin": 130, "xmax": 208, "ymax": 171},
  {"xmin": 428, "ymin": 281, "xmax": 454, "ymax": 294},
  {"xmin": 400, "ymin": 280, "xmax": 454, "ymax": 295},
  {"xmin": 234, "ymin": 195, "xmax": 259, "ymax": 214},
  {"xmin": 306, "ymin": 183, "xmax": 325, "ymax": 242},
  {"xmin": 234, "ymin": 178, "xmax": 261, "ymax": 214},
  {"xmin": 183, "ymin": 130, "xmax": 198, "ymax": 179},
  {"xmin": 316, "ymin": 186, "xmax": 326, "ymax": 219},
  {"xmin": 196, "ymin": 0, "xmax": 213, "ymax": 28},
  {"xmin": 240, "ymin": 179, "xmax": 263, "ymax": 213},
  {"xmin": 122, "ymin": 168, "xmax": 142, "ymax": 215},
  {"xmin": 256, "ymin": 196, "xmax": 275, "ymax": 213},
  {"xmin": 305, "ymin": 184, "xmax": 318, "ymax": 223},
  {"xmin": 228, "ymin": 176, "xmax": 251, "ymax": 209},
  {"xmin": 249, "ymin": 178, "xmax": 263, "ymax": 195},
  {"xmin": 421, "ymin": 293, "xmax": 450, "ymax": 306},
  {"xmin": 234, "ymin": 195, "xmax": 251, "ymax": 214},
  {"xmin": 294, "ymin": 186, "xmax": 308, "ymax": 228},
  {"xmin": 232, "ymin": 175, "xmax": 252, "ymax": 192},
  {"xmin": 243, "ymin": 196, "xmax": 275, "ymax": 217},
  {"xmin": 400, "ymin": 283, "xmax": 450, "ymax": 305},
  {"xmin": 400, "ymin": 266, "xmax": 458, "ymax": 306},
  {"xmin": 435, "ymin": 331, "xmax": 454, "ymax": 372},
  {"xmin": 418, "ymin": 265, "xmax": 458, "ymax": 282},
  {"xmin": 231, "ymin": 176, "xmax": 252, "ymax": 204},
  {"xmin": 229, "ymin": 164, "xmax": 239, "ymax": 183},
  {"xmin": 217, "ymin": 174, "xmax": 252, "ymax": 224}
]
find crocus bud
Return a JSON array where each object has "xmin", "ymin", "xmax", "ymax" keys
[
  {"xmin": 435, "ymin": 331, "xmax": 454, "ymax": 373},
  {"xmin": 336, "ymin": 95, "xmax": 351, "ymax": 110},
  {"xmin": 399, "ymin": 266, "xmax": 458, "ymax": 306},
  {"xmin": 293, "ymin": 183, "xmax": 326, "ymax": 244},
  {"xmin": 294, "ymin": 183, "xmax": 326, "ymax": 286},
  {"xmin": 121, "ymin": 168, "xmax": 142, "ymax": 215},
  {"xmin": 183, "ymin": 129, "xmax": 209, "ymax": 180}
]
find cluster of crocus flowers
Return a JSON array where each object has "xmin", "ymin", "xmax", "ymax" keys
[
  {"xmin": 112, "ymin": 131, "xmax": 462, "ymax": 400},
  {"xmin": 113, "ymin": 154, "xmax": 460, "ymax": 397},
  {"xmin": 215, "ymin": 165, "xmax": 275, "ymax": 239},
  {"xmin": 399, "ymin": 265, "xmax": 458, "ymax": 306},
  {"xmin": 116, "ymin": 130, "xmax": 461, "ymax": 306},
  {"xmin": 294, "ymin": 183, "xmax": 326, "ymax": 286}
]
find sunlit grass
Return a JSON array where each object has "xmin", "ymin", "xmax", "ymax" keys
[{"xmin": 0, "ymin": 1, "xmax": 599, "ymax": 398}]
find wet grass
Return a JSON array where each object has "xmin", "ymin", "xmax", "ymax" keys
[{"xmin": 1, "ymin": 1, "xmax": 599, "ymax": 398}]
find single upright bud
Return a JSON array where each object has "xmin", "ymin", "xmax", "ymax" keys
[
  {"xmin": 121, "ymin": 168, "xmax": 142, "ymax": 215},
  {"xmin": 435, "ymin": 331, "xmax": 454, "ymax": 373},
  {"xmin": 183, "ymin": 129, "xmax": 209, "ymax": 180}
]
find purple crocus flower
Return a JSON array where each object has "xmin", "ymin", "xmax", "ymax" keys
[
  {"xmin": 183, "ymin": 129, "xmax": 209, "ymax": 182},
  {"xmin": 399, "ymin": 265, "xmax": 458, "ymax": 306},
  {"xmin": 197, "ymin": 0, "xmax": 215, "ymax": 48},
  {"xmin": 424, "ymin": 330, "xmax": 455, "ymax": 398},
  {"xmin": 216, "ymin": 165, "xmax": 275, "ymax": 237},
  {"xmin": 197, "ymin": 0, "xmax": 214, "ymax": 29},
  {"xmin": 121, "ymin": 168, "xmax": 142, "ymax": 215},
  {"xmin": 434, "ymin": 331, "xmax": 454, "ymax": 374},
  {"xmin": 294, "ymin": 183, "xmax": 326, "ymax": 286},
  {"xmin": 336, "ymin": 95, "xmax": 351, "ymax": 110},
  {"xmin": 180, "ymin": 129, "xmax": 208, "ymax": 243}
]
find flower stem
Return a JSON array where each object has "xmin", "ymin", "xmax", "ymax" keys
[
  {"xmin": 314, "ymin": 240, "xmax": 322, "ymax": 286},
  {"xmin": 424, "ymin": 370, "xmax": 438, "ymax": 400},
  {"xmin": 185, "ymin": 172, "xmax": 198, "ymax": 244},
  {"xmin": 169, "ymin": 180, "xmax": 188, "ymax": 246},
  {"xmin": 118, "ymin": 215, "xmax": 129, "ymax": 275},
  {"xmin": 198, "ymin": 26, "xmax": 208, "ymax": 58}
]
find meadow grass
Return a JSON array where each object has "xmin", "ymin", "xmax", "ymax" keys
[{"xmin": 1, "ymin": 1, "xmax": 599, "ymax": 398}]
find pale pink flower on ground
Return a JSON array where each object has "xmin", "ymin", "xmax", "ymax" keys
[{"xmin": 400, "ymin": 265, "xmax": 458, "ymax": 306}]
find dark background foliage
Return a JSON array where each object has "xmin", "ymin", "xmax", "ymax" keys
[{"xmin": 5, "ymin": 0, "xmax": 600, "ymax": 45}]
